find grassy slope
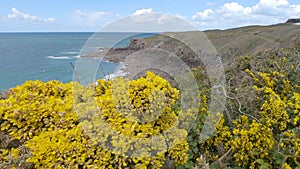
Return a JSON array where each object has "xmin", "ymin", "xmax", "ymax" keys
[
  {"xmin": 144, "ymin": 22, "xmax": 300, "ymax": 57},
  {"xmin": 204, "ymin": 22, "xmax": 300, "ymax": 56}
]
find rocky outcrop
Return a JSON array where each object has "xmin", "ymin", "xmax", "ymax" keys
[
  {"xmin": 286, "ymin": 18, "xmax": 300, "ymax": 23},
  {"xmin": 129, "ymin": 38, "xmax": 145, "ymax": 50},
  {"xmin": 82, "ymin": 35, "xmax": 206, "ymax": 85},
  {"xmin": 83, "ymin": 36, "xmax": 204, "ymax": 69}
]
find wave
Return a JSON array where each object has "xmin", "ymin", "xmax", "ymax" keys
[
  {"xmin": 104, "ymin": 71, "xmax": 128, "ymax": 79},
  {"xmin": 104, "ymin": 62, "xmax": 127, "ymax": 79},
  {"xmin": 60, "ymin": 51, "xmax": 80, "ymax": 54},
  {"xmin": 46, "ymin": 55, "xmax": 80, "ymax": 60}
]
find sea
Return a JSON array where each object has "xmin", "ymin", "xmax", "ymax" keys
[{"xmin": 0, "ymin": 32, "xmax": 153, "ymax": 91}]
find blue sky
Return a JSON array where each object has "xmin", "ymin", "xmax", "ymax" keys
[{"xmin": 0, "ymin": 0, "xmax": 299, "ymax": 32}]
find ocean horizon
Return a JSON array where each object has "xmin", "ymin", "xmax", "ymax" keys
[{"xmin": 0, "ymin": 32, "xmax": 144, "ymax": 91}]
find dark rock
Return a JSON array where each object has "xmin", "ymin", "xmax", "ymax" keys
[
  {"xmin": 129, "ymin": 38, "xmax": 145, "ymax": 50},
  {"xmin": 287, "ymin": 18, "xmax": 300, "ymax": 23}
]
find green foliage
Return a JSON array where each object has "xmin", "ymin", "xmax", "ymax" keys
[
  {"xmin": 194, "ymin": 47, "xmax": 300, "ymax": 168},
  {"xmin": 237, "ymin": 56, "xmax": 251, "ymax": 71}
]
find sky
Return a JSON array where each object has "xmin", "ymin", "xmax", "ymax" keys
[{"xmin": 0, "ymin": 0, "xmax": 299, "ymax": 32}]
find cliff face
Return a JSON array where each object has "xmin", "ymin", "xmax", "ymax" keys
[
  {"xmin": 114, "ymin": 37, "xmax": 203, "ymax": 67},
  {"xmin": 129, "ymin": 38, "xmax": 145, "ymax": 50},
  {"xmin": 84, "ymin": 35, "xmax": 204, "ymax": 69},
  {"xmin": 82, "ymin": 34, "xmax": 206, "ymax": 85}
]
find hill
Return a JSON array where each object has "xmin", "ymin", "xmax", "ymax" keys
[
  {"xmin": 86, "ymin": 22, "xmax": 300, "ymax": 69},
  {"xmin": 204, "ymin": 22, "xmax": 300, "ymax": 57}
]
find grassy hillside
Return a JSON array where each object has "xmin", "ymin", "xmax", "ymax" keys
[
  {"xmin": 142, "ymin": 22, "xmax": 300, "ymax": 58},
  {"xmin": 205, "ymin": 22, "xmax": 300, "ymax": 56}
]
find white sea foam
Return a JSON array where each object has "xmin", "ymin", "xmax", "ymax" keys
[
  {"xmin": 46, "ymin": 55, "xmax": 80, "ymax": 60},
  {"xmin": 105, "ymin": 71, "xmax": 128, "ymax": 79},
  {"xmin": 60, "ymin": 51, "xmax": 80, "ymax": 54},
  {"xmin": 104, "ymin": 62, "xmax": 128, "ymax": 79}
]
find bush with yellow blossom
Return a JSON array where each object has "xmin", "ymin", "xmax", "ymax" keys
[
  {"xmin": 0, "ymin": 72, "xmax": 194, "ymax": 168},
  {"xmin": 195, "ymin": 47, "xmax": 299, "ymax": 168}
]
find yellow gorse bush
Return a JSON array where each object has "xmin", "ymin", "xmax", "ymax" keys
[
  {"xmin": 94, "ymin": 72, "xmax": 180, "ymax": 138},
  {"xmin": 231, "ymin": 115, "xmax": 274, "ymax": 167},
  {"xmin": 25, "ymin": 125, "xmax": 114, "ymax": 168},
  {"xmin": 200, "ymin": 114, "xmax": 232, "ymax": 162},
  {"xmin": 290, "ymin": 92, "xmax": 300, "ymax": 126},
  {"xmin": 0, "ymin": 80, "xmax": 78, "ymax": 142},
  {"xmin": 198, "ymin": 54, "xmax": 299, "ymax": 168},
  {"xmin": 228, "ymin": 67, "xmax": 300, "ymax": 168},
  {"xmin": 0, "ymin": 72, "xmax": 190, "ymax": 168}
]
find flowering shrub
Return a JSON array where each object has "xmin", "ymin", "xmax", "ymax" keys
[
  {"xmin": 231, "ymin": 115, "xmax": 274, "ymax": 167},
  {"xmin": 25, "ymin": 125, "xmax": 115, "ymax": 168},
  {"xmin": 195, "ymin": 49, "xmax": 300, "ymax": 168},
  {"xmin": 0, "ymin": 80, "xmax": 78, "ymax": 142},
  {"xmin": 0, "ymin": 72, "xmax": 191, "ymax": 168},
  {"xmin": 94, "ymin": 72, "xmax": 180, "ymax": 137},
  {"xmin": 0, "ymin": 80, "xmax": 78, "ymax": 168},
  {"xmin": 200, "ymin": 114, "xmax": 232, "ymax": 162}
]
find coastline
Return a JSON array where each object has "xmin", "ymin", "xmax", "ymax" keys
[
  {"xmin": 104, "ymin": 62, "xmax": 128, "ymax": 79},
  {"xmin": 81, "ymin": 34, "xmax": 205, "ymax": 82}
]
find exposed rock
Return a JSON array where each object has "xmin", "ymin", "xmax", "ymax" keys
[
  {"xmin": 82, "ymin": 34, "xmax": 207, "ymax": 86},
  {"xmin": 83, "ymin": 36, "xmax": 204, "ymax": 69},
  {"xmin": 286, "ymin": 18, "xmax": 300, "ymax": 23},
  {"xmin": 129, "ymin": 38, "xmax": 145, "ymax": 50}
]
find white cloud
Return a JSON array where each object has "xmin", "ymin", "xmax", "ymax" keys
[
  {"xmin": 74, "ymin": 9, "xmax": 108, "ymax": 18},
  {"xmin": 157, "ymin": 14, "xmax": 175, "ymax": 24},
  {"xmin": 133, "ymin": 8, "xmax": 152, "ymax": 15},
  {"xmin": 130, "ymin": 8, "xmax": 156, "ymax": 23},
  {"xmin": 73, "ymin": 9, "xmax": 112, "ymax": 26},
  {"xmin": 222, "ymin": 2, "xmax": 250, "ymax": 14},
  {"xmin": 130, "ymin": 9, "xmax": 185, "ymax": 27},
  {"xmin": 255, "ymin": 0, "xmax": 289, "ymax": 8},
  {"xmin": 193, "ymin": 0, "xmax": 300, "ymax": 30},
  {"xmin": 74, "ymin": 9, "xmax": 88, "ymax": 16},
  {"xmin": 193, "ymin": 9, "xmax": 214, "ymax": 20},
  {"xmin": 108, "ymin": 9, "xmax": 195, "ymax": 32},
  {"xmin": 102, "ymin": 13, "xmax": 197, "ymax": 32},
  {"xmin": 130, "ymin": 9, "xmax": 187, "ymax": 25},
  {"xmin": 252, "ymin": 0, "xmax": 290, "ymax": 16},
  {"xmin": 71, "ymin": 9, "xmax": 117, "ymax": 30},
  {"xmin": 174, "ymin": 13, "xmax": 186, "ymax": 20},
  {"xmin": 6, "ymin": 8, "xmax": 55, "ymax": 23}
]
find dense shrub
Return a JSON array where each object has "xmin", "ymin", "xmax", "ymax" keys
[
  {"xmin": 0, "ymin": 72, "xmax": 196, "ymax": 168},
  {"xmin": 197, "ymin": 48, "xmax": 300, "ymax": 168}
]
